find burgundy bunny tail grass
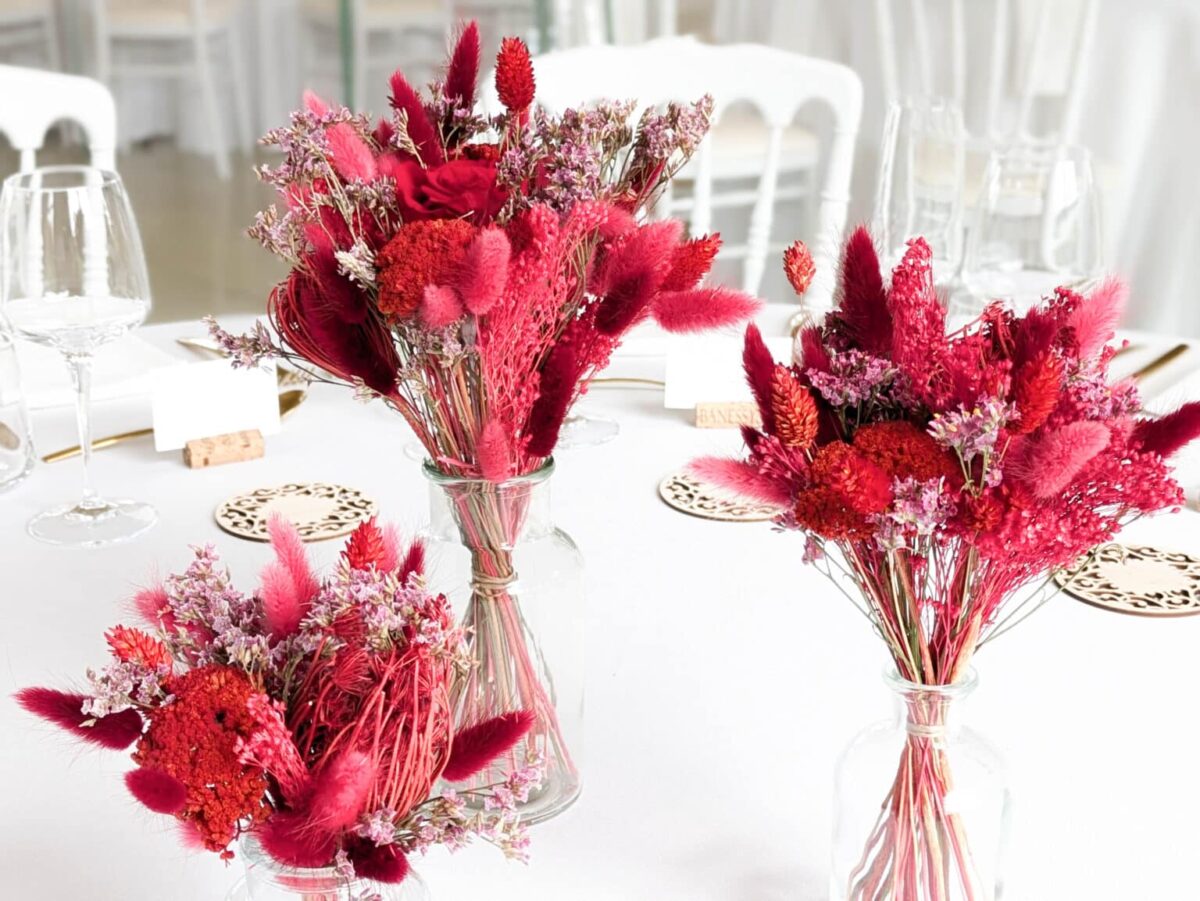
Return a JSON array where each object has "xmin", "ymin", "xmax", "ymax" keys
[
  {"xmin": 742, "ymin": 324, "xmax": 777, "ymax": 432},
  {"xmin": 350, "ymin": 841, "xmax": 410, "ymax": 883},
  {"xmin": 1134, "ymin": 402, "xmax": 1200, "ymax": 460},
  {"xmin": 525, "ymin": 340, "xmax": 580, "ymax": 457},
  {"xmin": 652, "ymin": 287, "xmax": 760, "ymax": 333},
  {"xmin": 16, "ymin": 687, "xmax": 143, "ymax": 750},
  {"xmin": 388, "ymin": 70, "xmax": 444, "ymax": 165},
  {"xmin": 443, "ymin": 21, "xmax": 481, "ymax": 108},
  {"xmin": 125, "ymin": 767, "xmax": 187, "ymax": 815},
  {"xmin": 832, "ymin": 225, "xmax": 891, "ymax": 354},
  {"xmin": 259, "ymin": 811, "xmax": 336, "ymax": 869},
  {"xmin": 442, "ymin": 711, "xmax": 536, "ymax": 781},
  {"xmin": 398, "ymin": 538, "xmax": 426, "ymax": 583}
]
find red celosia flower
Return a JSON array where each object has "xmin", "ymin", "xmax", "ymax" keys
[
  {"xmin": 1009, "ymin": 351, "xmax": 1063, "ymax": 435},
  {"xmin": 793, "ymin": 487, "xmax": 875, "ymax": 540},
  {"xmin": 376, "ymin": 219, "xmax": 477, "ymax": 320},
  {"xmin": 495, "ymin": 37, "xmax": 535, "ymax": 112},
  {"xmin": 661, "ymin": 234, "xmax": 721, "ymax": 291},
  {"xmin": 783, "ymin": 239, "xmax": 816, "ymax": 295},
  {"xmin": 960, "ymin": 492, "xmax": 1002, "ymax": 534},
  {"xmin": 106, "ymin": 625, "xmax": 172, "ymax": 670},
  {"xmin": 853, "ymin": 421, "xmax": 959, "ymax": 483},
  {"xmin": 770, "ymin": 366, "xmax": 819, "ymax": 450},
  {"xmin": 133, "ymin": 665, "xmax": 269, "ymax": 855},
  {"xmin": 344, "ymin": 518, "xmax": 387, "ymax": 571},
  {"xmin": 461, "ymin": 142, "xmax": 501, "ymax": 163},
  {"xmin": 810, "ymin": 442, "xmax": 892, "ymax": 515}
]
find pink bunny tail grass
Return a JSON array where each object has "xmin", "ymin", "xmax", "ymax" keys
[
  {"xmin": 15, "ymin": 687, "xmax": 143, "ymax": 750},
  {"xmin": 597, "ymin": 204, "xmax": 637, "ymax": 240},
  {"xmin": 261, "ymin": 515, "xmax": 319, "ymax": 639},
  {"xmin": 125, "ymin": 767, "xmax": 187, "ymax": 815},
  {"xmin": 1011, "ymin": 421, "xmax": 1112, "ymax": 498},
  {"xmin": 457, "ymin": 228, "xmax": 511, "ymax": 314},
  {"xmin": 132, "ymin": 582, "xmax": 170, "ymax": 627},
  {"xmin": 1070, "ymin": 277, "xmax": 1128, "ymax": 358},
  {"xmin": 833, "ymin": 225, "xmax": 892, "ymax": 355},
  {"xmin": 177, "ymin": 820, "xmax": 207, "ymax": 851},
  {"xmin": 687, "ymin": 457, "xmax": 793, "ymax": 507},
  {"xmin": 742, "ymin": 324, "xmax": 778, "ymax": 431},
  {"xmin": 350, "ymin": 842, "xmax": 410, "ymax": 883},
  {"xmin": 798, "ymin": 325, "xmax": 832, "ymax": 373},
  {"xmin": 444, "ymin": 21, "xmax": 481, "ymax": 107},
  {"xmin": 258, "ymin": 811, "xmax": 335, "ymax": 868},
  {"xmin": 302, "ymin": 90, "xmax": 328, "ymax": 116},
  {"xmin": 378, "ymin": 522, "xmax": 403, "ymax": 574},
  {"xmin": 326, "ymin": 123, "xmax": 378, "ymax": 182},
  {"xmin": 652, "ymin": 286, "xmax": 760, "ymax": 333},
  {"xmin": 397, "ymin": 538, "xmax": 425, "ymax": 583},
  {"xmin": 594, "ymin": 220, "xmax": 683, "ymax": 333},
  {"xmin": 388, "ymin": 70, "xmax": 444, "ymax": 165},
  {"xmin": 442, "ymin": 710, "xmax": 535, "ymax": 781},
  {"xmin": 477, "ymin": 419, "xmax": 514, "ymax": 482},
  {"xmin": 303, "ymin": 749, "xmax": 375, "ymax": 834},
  {"xmin": 420, "ymin": 285, "xmax": 464, "ymax": 328},
  {"xmin": 1134, "ymin": 401, "xmax": 1200, "ymax": 460}
]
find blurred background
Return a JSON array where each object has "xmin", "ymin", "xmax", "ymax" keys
[{"xmin": 1, "ymin": 0, "xmax": 1197, "ymax": 334}]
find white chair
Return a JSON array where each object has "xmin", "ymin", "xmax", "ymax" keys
[
  {"xmin": 0, "ymin": 64, "xmax": 117, "ymax": 171},
  {"xmin": 90, "ymin": 0, "xmax": 252, "ymax": 179},
  {"xmin": 0, "ymin": 0, "xmax": 60, "ymax": 69},
  {"xmin": 501, "ymin": 38, "xmax": 862, "ymax": 310},
  {"xmin": 299, "ymin": 0, "xmax": 449, "ymax": 113}
]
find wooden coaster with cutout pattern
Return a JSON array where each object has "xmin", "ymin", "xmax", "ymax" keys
[
  {"xmin": 1056, "ymin": 543, "xmax": 1200, "ymax": 617},
  {"xmin": 215, "ymin": 482, "xmax": 377, "ymax": 542}
]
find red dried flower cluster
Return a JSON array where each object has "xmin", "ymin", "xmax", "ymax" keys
[
  {"xmin": 376, "ymin": 219, "xmax": 476, "ymax": 320},
  {"xmin": 852, "ymin": 421, "xmax": 959, "ymax": 483},
  {"xmin": 783, "ymin": 239, "xmax": 816, "ymax": 295},
  {"xmin": 494, "ymin": 37, "xmax": 535, "ymax": 112},
  {"xmin": 106, "ymin": 625, "xmax": 172, "ymax": 669}
]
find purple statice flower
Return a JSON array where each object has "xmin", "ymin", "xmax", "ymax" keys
[
  {"xmin": 875, "ymin": 477, "xmax": 956, "ymax": 547},
  {"xmin": 204, "ymin": 316, "xmax": 280, "ymax": 369},
  {"xmin": 801, "ymin": 536, "xmax": 825, "ymax": 564},
  {"xmin": 354, "ymin": 807, "xmax": 399, "ymax": 846},
  {"xmin": 635, "ymin": 95, "xmax": 714, "ymax": 162},
  {"xmin": 807, "ymin": 350, "xmax": 896, "ymax": 407},
  {"xmin": 82, "ymin": 659, "xmax": 170, "ymax": 718},
  {"xmin": 928, "ymin": 397, "xmax": 1013, "ymax": 462},
  {"xmin": 1068, "ymin": 367, "xmax": 1141, "ymax": 420}
]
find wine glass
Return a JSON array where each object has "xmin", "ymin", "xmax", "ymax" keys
[
  {"xmin": 958, "ymin": 143, "xmax": 1103, "ymax": 321},
  {"xmin": 873, "ymin": 97, "xmax": 967, "ymax": 281},
  {"xmin": 0, "ymin": 166, "xmax": 157, "ymax": 546}
]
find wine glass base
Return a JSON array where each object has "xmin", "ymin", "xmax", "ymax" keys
[
  {"xmin": 28, "ymin": 498, "xmax": 157, "ymax": 547},
  {"xmin": 557, "ymin": 414, "xmax": 619, "ymax": 449}
]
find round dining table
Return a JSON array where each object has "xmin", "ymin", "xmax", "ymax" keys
[{"xmin": 2, "ymin": 317, "xmax": 1199, "ymax": 900}]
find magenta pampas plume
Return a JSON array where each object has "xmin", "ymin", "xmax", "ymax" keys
[
  {"xmin": 125, "ymin": 767, "xmax": 187, "ymax": 815},
  {"xmin": 302, "ymin": 90, "xmax": 328, "ymax": 117},
  {"xmin": 389, "ymin": 70, "xmax": 444, "ymax": 165},
  {"xmin": 831, "ymin": 226, "xmax": 891, "ymax": 354},
  {"xmin": 477, "ymin": 419, "xmax": 513, "ymax": 482},
  {"xmin": 259, "ymin": 811, "xmax": 335, "ymax": 868},
  {"xmin": 652, "ymin": 287, "xmax": 760, "ymax": 333},
  {"xmin": 350, "ymin": 842, "xmax": 410, "ymax": 883},
  {"xmin": 456, "ymin": 228, "xmax": 510, "ymax": 314},
  {"xmin": 798, "ymin": 326, "xmax": 832, "ymax": 374},
  {"xmin": 1012, "ymin": 421, "xmax": 1111, "ymax": 498},
  {"xmin": 1134, "ymin": 402, "xmax": 1200, "ymax": 459},
  {"xmin": 1069, "ymin": 278, "xmax": 1127, "ymax": 358},
  {"xmin": 260, "ymin": 515, "xmax": 319, "ymax": 639},
  {"xmin": 687, "ymin": 457, "xmax": 793, "ymax": 507},
  {"xmin": 443, "ymin": 21, "xmax": 480, "ymax": 107},
  {"xmin": 525, "ymin": 340, "xmax": 579, "ymax": 457},
  {"xmin": 397, "ymin": 538, "xmax": 425, "ymax": 583},
  {"xmin": 743, "ymin": 324, "xmax": 777, "ymax": 432},
  {"xmin": 420, "ymin": 285, "xmax": 464, "ymax": 328},
  {"xmin": 326, "ymin": 123, "xmax": 378, "ymax": 182},
  {"xmin": 16, "ymin": 687, "xmax": 143, "ymax": 750},
  {"xmin": 442, "ymin": 711, "xmax": 535, "ymax": 781},
  {"xmin": 303, "ymin": 749, "xmax": 375, "ymax": 834}
]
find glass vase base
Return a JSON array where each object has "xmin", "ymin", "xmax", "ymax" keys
[
  {"xmin": 226, "ymin": 867, "xmax": 431, "ymax": 901},
  {"xmin": 28, "ymin": 497, "xmax": 156, "ymax": 547},
  {"xmin": 556, "ymin": 413, "xmax": 618, "ymax": 448}
]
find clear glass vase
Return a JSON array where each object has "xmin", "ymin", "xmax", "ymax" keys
[
  {"xmin": 422, "ymin": 458, "xmax": 584, "ymax": 824},
  {"xmin": 831, "ymin": 669, "xmax": 1010, "ymax": 901},
  {"xmin": 227, "ymin": 837, "xmax": 429, "ymax": 901}
]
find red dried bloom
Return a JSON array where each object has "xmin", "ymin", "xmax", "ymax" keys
[
  {"xmin": 960, "ymin": 492, "xmax": 1003, "ymax": 534},
  {"xmin": 783, "ymin": 239, "xmax": 816, "ymax": 295},
  {"xmin": 461, "ymin": 142, "xmax": 500, "ymax": 163},
  {"xmin": 1010, "ymin": 352, "xmax": 1063, "ymax": 436},
  {"xmin": 853, "ymin": 421, "xmax": 959, "ymax": 483},
  {"xmin": 811, "ymin": 442, "xmax": 892, "ymax": 515},
  {"xmin": 661, "ymin": 234, "xmax": 721, "ymax": 291},
  {"xmin": 106, "ymin": 625, "xmax": 172, "ymax": 670},
  {"xmin": 770, "ymin": 366, "xmax": 818, "ymax": 450},
  {"xmin": 343, "ymin": 518, "xmax": 387, "ymax": 571},
  {"xmin": 376, "ymin": 219, "xmax": 476, "ymax": 320},
  {"xmin": 495, "ymin": 37, "xmax": 535, "ymax": 112},
  {"xmin": 133, "ymin": 665, "xmax": 269, "ymax": 855},
  {"xmin": 794, "ymin": 487, "xmax": 875, "ymax": 540}
]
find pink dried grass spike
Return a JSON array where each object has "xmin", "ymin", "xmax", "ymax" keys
[
  {"xmin": 687, "ymin": 456, "xmax": 793, "ymax": 507},
  {"xmin": 1011, "ymin": 421, "xmax": 1112, "ymax": 498},
  {"xmin": 303, "ymin": 749, "xmax": 376, "ymax": 834},
  {"xmin": 477, "ymin": 418, "xmax": 513, "ymax": 481},
  {"xmin": 652, "ymin": 286, "xmax": 760, "ymax": 333},
  {"xmin": 1069, "ymin": 278, "xmax": 1127, "ymax": 358},
  {"xmin": 326, "ymin": 123, "xmax": 378, "ymax": 182},
  {"xmin": 420, "ymin": 285, "xmax": 464, "ymax": 328},
  {"xmin": 260, "ymin": 515, "xmax": 319, "ymax": 638},
  {"xmin": 15, "ymin": 687, "xmax": 143, "ymax": 750},
  {"xmin": 457, "ymin": 228, "xmax": 511, "ymax": 315}
]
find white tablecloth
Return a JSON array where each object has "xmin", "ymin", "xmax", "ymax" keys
[{"xmin": 3, "ymin": 319, "xmax": 1200, "ymax": 899}]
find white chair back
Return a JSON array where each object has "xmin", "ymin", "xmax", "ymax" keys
[
  {"xmin": 0, "ymin": 64, "xmax": 117, "ymax": 171},
  {"xmin": 874, "ymin": 0, "xmax": 1098, "ymax": 143},
  {"xmin": 490, "ymin": 38, "xmax": 862, "ymax": 306}
]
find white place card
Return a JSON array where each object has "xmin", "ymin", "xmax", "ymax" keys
[{"xmin": 151, "ymin": 360, "xmax": 281, "ymax": 452}]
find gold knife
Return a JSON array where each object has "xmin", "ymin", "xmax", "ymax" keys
[
  {"xmin": 1131, "ymin": 344, "xmax": 1190, "ymax": 383},
  {"xmin": 41, "ymin": 389, "xmax": 308, "ymax": 464}
]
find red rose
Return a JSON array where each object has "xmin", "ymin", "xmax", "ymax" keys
[{"xmin": 379, "ymin": 153, "xmax": 506, "ymax": 225}]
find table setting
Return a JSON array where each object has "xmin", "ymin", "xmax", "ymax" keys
[{"xmin": 4, "ymin": 14, "xmax": 1200, "ymax": 901}]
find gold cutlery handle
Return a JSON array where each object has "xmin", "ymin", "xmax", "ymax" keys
[
  {"xmin": 1132, "ymin": 343, "xmax": 1190, "ymax": 383},
  {"xmin": 42, "ymin": 427, "xmax": 153, "ymax": 463}
]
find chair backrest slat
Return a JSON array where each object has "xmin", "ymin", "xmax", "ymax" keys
[{"xmin": 0, "ymin": 64, "xmax": 117, "ymax": 172}]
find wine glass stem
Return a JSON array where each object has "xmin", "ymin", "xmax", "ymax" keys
[{"xmin": 66, "ymin": 352, "xmax": 101, "ymax": 510}]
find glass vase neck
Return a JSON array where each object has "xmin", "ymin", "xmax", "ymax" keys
[
  {"xmin": 884, "ymin": 667, "xmax": 977, "ymax": 737},
  {"xmin": 423, "ymin": 459, "xmax": 555, "ymax": 547}
]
